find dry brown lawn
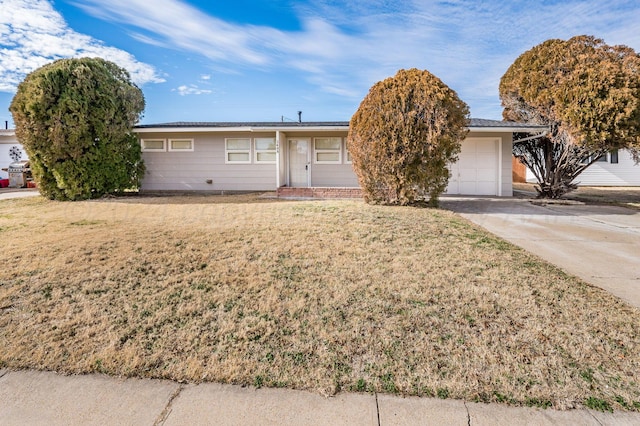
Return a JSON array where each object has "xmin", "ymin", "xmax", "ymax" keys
[{"xmin": 1, "ymin": 194, "xmax": 640, "ymax": 412}]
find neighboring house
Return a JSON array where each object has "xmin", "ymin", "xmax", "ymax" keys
[
  {"xmin": 574, "ymin": 150, "xmax": 640, "ymax": 186},
  {"xmin": 134, "ymin": 119, "xmax": 546, "ymax": 197},
  {"xmin": 524, "ymin": 150, "xmax": 640, "ymax": 186},
  {"xmin": 0, "ymin": 129, "xmax": 28, "ymax": 179}
]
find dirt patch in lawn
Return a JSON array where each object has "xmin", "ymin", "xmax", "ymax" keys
[{"xmin": 1, "ymin": 195, "xmax": 639, "ymax": 411}]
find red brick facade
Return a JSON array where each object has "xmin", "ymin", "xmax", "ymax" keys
[
  {"xmin": 277, "ymin": 187, "xmax": 362, "ymax": 199},
  {"xmin": 512, "ymin": 156, "xmax": 527, "ymax": 183}
]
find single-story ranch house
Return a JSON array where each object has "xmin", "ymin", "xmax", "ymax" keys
[
  {"xmin": 134, "ymin": 119, "xmax": 547, "ymax": 197},
  {"xmin": 13, "ymin": 119, "xmax": 635, "ymax": 195}
]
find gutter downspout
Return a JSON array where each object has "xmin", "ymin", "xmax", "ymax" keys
[{"xmin": 513, "ymin": 131, "xmax": 548, "ymax": 144}]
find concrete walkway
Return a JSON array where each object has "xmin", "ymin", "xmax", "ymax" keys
[
  {"xmin": 2, "ymin": 369, "xmax": 639, "ymax": 425},
  {"xmin": 441, "ymin": 197, "xmax": 640, "ymax": 309}
]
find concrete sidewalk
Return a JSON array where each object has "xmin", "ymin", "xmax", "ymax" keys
[
  {"xmin": 0, "ymin": 188, "xmax": 39, "ymax": 200},
  {"xmin": 1, "ymin": 369, "xmax": 638, "ymax": 425},
  {"xmin": 441, "ymin": 197, "xmax": 640, "ymax": 310}
]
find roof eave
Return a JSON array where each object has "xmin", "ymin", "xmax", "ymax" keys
[
  {"xmin": 134, "ymin": 125, "xmax": 350, "ymax": 133},
  {"xmin": 134, "ymin": 127, "xmax": 255, "ymax": 133},
  {"xmin": 469, "ymin": 126, "xmax": 549, "ymax": 133},
  {"xmin": 251, "ymin": 126, "xmax": 349, "ymax": 132},
  {"xmin": 133, "ymin": 121, "xmax": 549, "ymax": 134}
]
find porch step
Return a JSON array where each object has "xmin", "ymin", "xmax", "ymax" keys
[{"xmin": 277, "ymin": 187, "xmax": 362, "ymax": 199}]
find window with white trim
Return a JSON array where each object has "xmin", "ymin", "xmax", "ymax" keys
[
  {"xmin": 595, "ymin": 153, "xmax": 608, "ymax": 162},
  {"xmin": 582, "ymin": 153, "xmax": 609, "ymax": 164},
  {"xmin": 141, "ymin": 139, "xmax": 166, "ymax": 152},
  {"xmin": 168, "ymin": 138, "xmax": 194, "ymax": 152},
  {"xmin": 255, "ymin": 138, "xmax": 276, "ymax": 163},
  {"xmin": 345, "ymin": 145, "xmax": 352, "ymax": 164},
  {"xmin": 225, "ymin": 138, "xmax": 251, "ymax": 163},
  {"xmin": 314, "ymin": 137, "xmax": 342, "ymax": 163}
]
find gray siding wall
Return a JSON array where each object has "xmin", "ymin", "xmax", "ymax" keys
[
  {"xmin": 138, "ymin": 130, "xmax": 515, "ymax": 195},
  {"xmin": 473, "ymin": 131, "xmax": 515, "ymax": 197},
  {"xmin": 140, "ymin": 132, "xmax": 276, "ymax": 191},
  {"xmin": 309, "ymin": 137, "xmax": 359, "ymax": 187},
  {"xmin": 311, "ymin": 163, "xmax": 359, "ymax": 187},
  {"xmin": 577, "ymin": 150, "xmax": 640, "ymax": 186},
  {"xmin": 277, "ymin": 131, "xmax": 287, "ymax": 187}
]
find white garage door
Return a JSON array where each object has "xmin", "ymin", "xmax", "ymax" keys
[{"xmin": 447, "ymin": 137, "xmax": 499, "ymax": 195}]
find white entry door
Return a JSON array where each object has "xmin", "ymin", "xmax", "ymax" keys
[
  {"xmin": 447, "ymin": 138, "xmax": 499, "ymax": 195},
  {"xmin": 289, "ymin": 139, "xmax": 310, "ymax": 187}
]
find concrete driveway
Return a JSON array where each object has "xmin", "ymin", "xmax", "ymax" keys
[{"xmin": 441, "ymin": 197, "xmax": 640, "ymax": 310}]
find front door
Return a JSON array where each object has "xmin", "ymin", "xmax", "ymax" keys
[{"xmin": 289, "ymin": 139, "xmax": 310, "ymax": 187}]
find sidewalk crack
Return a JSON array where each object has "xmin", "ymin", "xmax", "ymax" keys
[
  {"xmin": 586, "ymin": 409, "xmax": 605, "ymax": 426},
  {"xmin": 154, "ymin": 383, "xmax": 184, "ymax": 426},
  {"xmin": 463, "ymin": 401, "xmax": 471, "ymax": 426},
  {"xmin": 375, "ymin": 392, "xmax": 381, "ymax": 426}
]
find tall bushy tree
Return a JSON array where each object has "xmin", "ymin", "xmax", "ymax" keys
[
  {"xmin": 10, "ymin": 57, "xmax": 145, "ymax": 200},
  {"xmin": 500, "ymin": 36, "xmax": 640, "ymax": 198},
  {"xmin": 348, "ymin": 68, "xmax": 469, "ymax": 206}
]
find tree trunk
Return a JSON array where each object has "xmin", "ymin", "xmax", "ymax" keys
[{"xmin": 514, "ymin": 136, "xmax": 607, "ymax": 199}]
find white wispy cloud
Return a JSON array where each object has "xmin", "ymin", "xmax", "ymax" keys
[
  {"xmin": 70, "ymin": 0, "xmax": 274, "ymax": 65},
  {"xmin": 72, "ymin": 0, "xmax": 640, "ymax": 118},
  {"xmin": 0, "ymin": 0, "xmax": 164, "ymax": 92},
  {"xmin": 174, "ymin": 84, "xmax": 212, "ymax": 96}
]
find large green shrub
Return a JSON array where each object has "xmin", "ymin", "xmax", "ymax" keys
[
  {"xmin": 10, "ymin": 57, "xmax": 145, "ymax": 200},
  {"xmin": 347, "ymin": 68, "xmax": 469, "ymax": 206}
]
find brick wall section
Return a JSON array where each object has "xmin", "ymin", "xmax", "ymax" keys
[
  {"xmin": 277, "ymin": 187, "xmax": 362, "ymax": 199},
  {"xmin": 512, "ymin": 156, "xmax": 527, "ymax": 183}
]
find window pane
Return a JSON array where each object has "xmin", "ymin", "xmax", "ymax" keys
[
  {"xmin": 257, "ymin": 152, "xmax": 276, "ymax": 162},
  {"xmin": 317, "ymin": 152, "xmax": 340, "ymax": 162},
  {"xmin": 610, "ymin": 150, "xmax": 619, "ymax": 164},
  {"xmin": 315, "ymin": 138, "xmax": 341, "ymax": 150},
  {"xmin": 227, "ymin": 139, "xmax": 250, "ymax": 150},
  {"xmin": 228, "ymin": 152, "xmax": 250, "ymax": 162},
  {"xmin": 144, "ymin": 140, "xmax": 164, "ymax": 150},
  {"xmin": 346, "ymin": 150, "xmax": 352, "ymax": 162},
  {"xmin": 255, "ymin": 138, "xmax": 276, "ymax": 150},
  {"xmin": 171, "ymin": 140, "xmax": 192, "ymax": 150}
]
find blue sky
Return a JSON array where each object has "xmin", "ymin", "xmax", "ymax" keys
[{"xmin": 1, "ymin": 0, "xmax": 639, "ymax": 126}]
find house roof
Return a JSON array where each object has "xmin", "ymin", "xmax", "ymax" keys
[
  {"xmin": 134, "ymin": 121, "xmax": 349, "ymax": 133},
  {"xmin": 134, "ymin": 119, "xmax": 548, "ymax": 133},
  {"xmin": 0, "ymin": 119, "xmax": 549, "ymax": 136},
  {"xmin": 136, "ymin": 121, "xmax": 350, "ymax": 128},
  {"xmin": 467, "ymin": 118, "xmax": 548, "ymax": 133}
]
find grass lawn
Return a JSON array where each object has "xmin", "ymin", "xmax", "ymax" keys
[{"xmin": 1, "ymin": 194, "xmax": 639, "ymax": 412}]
